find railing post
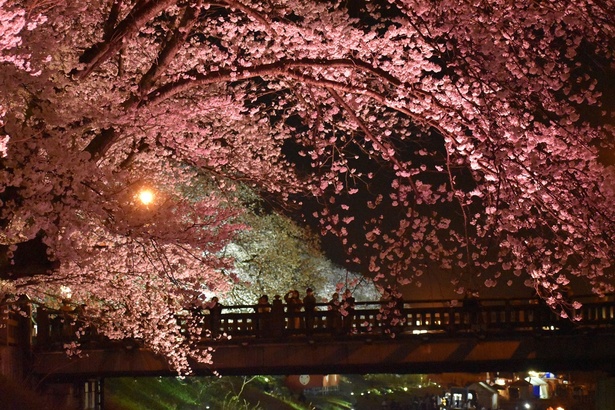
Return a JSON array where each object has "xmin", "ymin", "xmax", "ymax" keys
[
  {"xmin": 0, "ymin": 304, "xmax": 9, "ymax": 345},
  {"xmin": 447, "ymin": 305, "xmax": 456, "ymax": 335},
  {"xmin": 504, "ymin": 299, "xmax": 511, "ymax": 329},
  {"xmin": 271, "ymin": 297, "xmax": 285, "ymax": 337},
  {"xmin": 17, "ymin": 298, "xmax": 32, "ymax": 348},
  {"xmin": 35, "ymin": 306, "xmax": 50, "ymax": 346}
]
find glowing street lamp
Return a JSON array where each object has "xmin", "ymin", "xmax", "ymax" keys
[{"xmin": 137, "ymin": 188, "xmax": 155, "ymax": 206}]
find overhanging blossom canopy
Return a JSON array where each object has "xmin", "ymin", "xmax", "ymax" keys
[{"xmin": 1, "ymin": 0, "xmax": 614, "ymax": 372}]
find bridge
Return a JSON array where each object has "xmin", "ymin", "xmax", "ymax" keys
[
  {"xmin": 2, "ymin": 295, "xmax": 615, "ymax": 410},
  {"xmin": 14, "ymin": 295, "xmax": 615, "ymax": 378}
]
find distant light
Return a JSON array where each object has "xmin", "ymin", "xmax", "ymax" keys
[
  {"xmin": 524, "ymin": 403, "xmax": 531, "ymax": 409},
  {"xmin": 138, "ymin": 189, "xmax": 155, "ymax": 205}
]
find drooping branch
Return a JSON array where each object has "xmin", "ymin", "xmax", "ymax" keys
[
  {"xmin": 142, "ymin": 60, "xmax": 392, "ymax": 103},
  {"xmin": 141, "ymin": 59, "xmax": 442, "ymax": 131},
  {"xmin": 326, "ymin": 87, "xmax": 420, "ymax": 198}
]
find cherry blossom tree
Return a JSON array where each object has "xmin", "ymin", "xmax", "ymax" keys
[
  {"xmin": 223, "ymin": 208, "xmax": 327, "ymax": 304},
  {"xmin": 1, "ymin": 0, "xmax": 615, "ymax": 372},
  {"xmin": 222, "ymin": 194, "xmax": 377, "ymax": 305}
]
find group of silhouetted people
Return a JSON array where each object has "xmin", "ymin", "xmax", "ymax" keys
[
  {"xmin": 187, "ymin": 286, "xmax": 410, "ymax": 339},
  {"xmin": 250, "ymin": 287, "xmax": 358, "ymax": 336}
]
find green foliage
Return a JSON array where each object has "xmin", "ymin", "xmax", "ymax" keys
[
  {"xmin": 106, "ymin": 376, "xmax": 273, "ymax": 410},
  {"xmin": 363, "ymin": 373, "xmax": 424, "ymax": 389},
  {"xmin": 105, "ymin": 373, "xmax": 438, "ymax": 410},
  {"xmin": 220, "ymin": 392, "xmax": 261, "ymax": 410},
  {"xmin": 105, "ymin": 377, "xmax": 201, "ymax": 410}
]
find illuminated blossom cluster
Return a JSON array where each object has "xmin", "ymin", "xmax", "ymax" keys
[
  {"xmin": 1, "ymin": 0, "xmax": 614, "ymax": 372},
  {"xmin": 0, "ymin": 0, "xmax": 45, "ymax": 72}
]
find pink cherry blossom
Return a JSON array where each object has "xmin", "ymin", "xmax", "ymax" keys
[{"xmin": 1, "ymin": 0, "xmax": 614, "ymax": 373}]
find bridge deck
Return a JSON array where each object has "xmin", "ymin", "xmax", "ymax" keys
[{"xmin": 30, "ymin": 330, "xmax": 615, "ymax": 378}]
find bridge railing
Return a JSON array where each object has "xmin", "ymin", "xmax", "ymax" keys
[
  {"xmin": 25, "ymin": 295, "xmax": 615, "ymax": 349},
  {"xmin": 0, "ymin": 308, "xmax": 20, "ymax": 345},
  {"xmin": 0, "ymin": 299, "xmax": 32, "ymax": 346}
]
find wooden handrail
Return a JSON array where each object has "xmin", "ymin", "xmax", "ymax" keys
[{"xmin": 24, "ymin": 296, "xmax": 615, "ymax": 349}]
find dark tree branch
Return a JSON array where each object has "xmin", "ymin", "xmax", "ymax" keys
[
  {"xmin": 73, "ymin": 0, "xmax": 176, "ymax": 79},
  {"xmin": 103, "ymin": 0, "xmax": 124, "ymax": 41},
  {"xmin": 137, "ymin": 0, "xmax": 203, "ymax": 97},
  {"xmin": 83, "ymin": 127, "xmax": 116, "ymax": 160}
]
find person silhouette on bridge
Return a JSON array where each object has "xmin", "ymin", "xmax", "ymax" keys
[
  {"xmin": 303, "ymin": 288, "xmax": 317, "ymax": 336},
  {"xmin": 271, "ymin": 294, "xmax": 285, "ymax": 337},
  {"xmin": 342, "ymin": 289, "xmax": 355, "ymax": 335},
  {"xmin": 256, "ymin": 294, "xmax": 271, "ymax": 337},
  {"xmin": 59, "ymin": 299, "xmax": 76, "ymax": 341},
  {"xmin": 380, "ymin": 286, "xmax": 406, "ymax": 337},
  {"xmin": 206, "ymin": 297, "xmax": 222, "ymax": 337},
  {"xmin": 285, "ymin": 289, "xmax": 302, "ymax": 330},
  {"xmin": 462, "ymin": 289, "xmax": 482, "ymax": 332},
  {"xmin": 328, "ymin": 292, "xmax": 342, "ymax": 335}
]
